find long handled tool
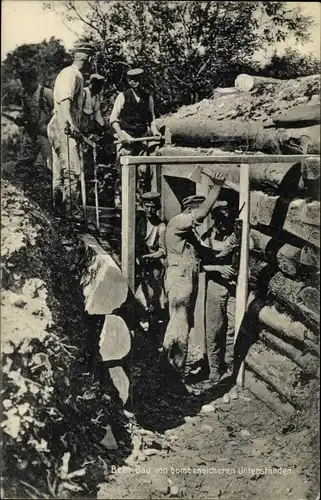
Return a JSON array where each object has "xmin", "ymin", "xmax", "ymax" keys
[
  {"xmin": 65, "ymin": 123, "xmax": 88, "ymax": 231},
  {"xmin": 92, "ymin": 143, "xmax": 100, "ymax": 233},
  {"xmin": 66, "ymin": 133, "xmax": 73, "ymax": 219},
  {"xmin": 115, "ymin": 135, "xmax": 164, "ymax": 145},
  {"xmin": 188, "ymin": 164, "xmax": 240, "ymax": 192}
]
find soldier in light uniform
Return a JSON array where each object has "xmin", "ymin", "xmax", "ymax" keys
[
  {"xmin": 47, "ymin": 42, "xmax": 94, "ymax": 221},
  {"xmin": 163, "ymin": 172, "xmax": 226, "ymax": 379}
]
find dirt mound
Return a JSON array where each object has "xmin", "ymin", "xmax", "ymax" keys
[
  {"xmin": 1, "ymin": 179, "xmax": 130, "ymax": 498},
  {"xmin": 167, "ymin": 74, "xmax": 320, "ymax": 124}
]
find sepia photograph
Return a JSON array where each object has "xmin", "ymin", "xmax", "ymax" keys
[{"xmin": 1, "ymin": 1, "xmax": 320, "ymax": 499}]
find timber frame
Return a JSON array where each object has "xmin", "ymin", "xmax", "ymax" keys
[{"xmin": 120, "ymin": 154, "xmax": 319, "ymax": 385}]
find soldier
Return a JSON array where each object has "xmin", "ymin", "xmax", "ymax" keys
[
  {"xmin": 109, "ymin": 67, "xmax": 161, "ymax": 197},
  {"xmin": 163, "ymin": 172, "xmax": 226, "ymax": 378},
  {"xmin": 201, "ymin": 201, "xmax": 239, "ymax": 386},
  {"xmin": 135, "ymin": 192, "xmax": 167, "ymax": 332},
  {"xmin": 14, "ymin": 67, "xmax": 53, "ymax": 174},
  {"xmin": 81, "ymin": 73, "xmax": 105, "ymax": 134},
  {"xmin": 47, "ymin": 42, "xmax": 94, "ymax": 222}
]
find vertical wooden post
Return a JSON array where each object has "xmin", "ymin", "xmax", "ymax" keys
[
  {"xmin": 121, "ymin": 157, "xmax": 136, "ymax": 292},
  {"xmin": 192, "ymin": 173, "xmax": 210, "ymax": 354},
  {"xmin": 234, "ymin": 163, "xmax": 250, "ymax": 386}
]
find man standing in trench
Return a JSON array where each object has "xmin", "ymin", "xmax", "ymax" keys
[
  {"xmin": 135, "ymin": 192, "xmax": 167, "ymax": 334},
  {"xmin": 14, "ymin": 67, "xmax": 53, "ymax": 175},
  {"xmin": 47, "ymin": 42, "xmax": 94, "ymax": 223},
  {"xmin": 201, "ymin": 201, "xmax": 239, "ymax": 385},
  {"xmin": 163, "ymin": 172, "xmax": 227, "ymax": 379},
  {"xmin": 109, "ymin": 67, "xmax": 161, "ymax": 198}
]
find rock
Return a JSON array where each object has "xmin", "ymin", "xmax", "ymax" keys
[
  {"xmin": 145, "ymin": 448, "xmax": 158, "ymax": 456},
  {"xmin": 137, "ymin": 452, "xmax": 147, "ymax": 462},
  {"xmin": 240, "ymin": 429, "xmax": 251, "ymax": 438},
  {"xmin": 184, "ymin": 416, "xmax": 195, "ymax": 422},
  {"xmin": 229, "ymin": 390, "xmax": 238, "ymax": 400},
  {"xmin": 222, "ymin": 394, "xmax": 230, "ymax": 404},
  {"xmin": 201, "ymin": 404, "xmax": 215, "ymax": 414},
  {"xmin": 100, "ymin": 425, "xmax": 118, "ymax": 450},
  {"xmin": 200, "ymin": 424, "xmax": 213, "ymax": 432},
  {"xmin": 170, "ymin": 485, "xmax": 180, "ymax": 497}
]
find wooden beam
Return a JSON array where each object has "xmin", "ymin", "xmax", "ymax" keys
[
  {"xmin": 121, "ymin": 158, "xmax": 136, "ymax": 292},
  {"xmin": 122, "ymin": 154, "xmax": 318, "ymax": 166},
  {"xmin": 234, "ymin": 164, "xmax": 250, "ymax": 386}
]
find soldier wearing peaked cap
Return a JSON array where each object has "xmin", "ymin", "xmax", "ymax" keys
[
  {"xmin": 47, "ymin": 41, "xmax": 95, "ymax": 223},
  {"xmin": 110, "ymin": 67, "xmax": 161, "ymax": 198},
  {"xmin": 163, "ymin": 172, "xmax": 229, "ymax": 379},
  {"xmin": 135, "ymin": 192, "xmax": 167, "ymax": 334}
]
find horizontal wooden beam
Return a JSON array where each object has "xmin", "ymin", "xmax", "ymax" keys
[{"xmin": 121, "ymin": 154, "xmax": 318, "ymax": 166}]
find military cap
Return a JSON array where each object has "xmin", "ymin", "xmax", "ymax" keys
[
  {"xmin": 182, "ymin": 195, "xmax": 205, "ymax": 208},
  {"xmin": 90, "ymin": 73, "xmax": 104, "ymax": 82},
  {"xmin": 141, "ymin": 192, "xmax": 161, "ymax": 202},
  {"xmin": 127, "ymin": 68, "xmax": 144, "ymax": 77},
  {"xmin": 73, "ymin": 42, "xmax": 94, "ymax": 54}
]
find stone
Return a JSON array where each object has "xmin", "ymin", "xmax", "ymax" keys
[
  {"xmin": 201, "ymin": 424, "xmax": 213, "ymax": 432},
  {"xmin": 170, "ymin": 485, "xmax": 180, "ymax": 497},
  {"xmin": 222, "ymin": 394, "xmax": 230, "ymax": 404},
  {"xmin": 145, "ymin": 448, "xmax": 158, "ymax": 456},
  {"xmin": 201, "ymin": 404, "xmax": 215, "ymax": 414},
  {"xmin": 100, "ymin": 425, "xmax": 118, "ymax": 450},
  {"xmin": 109, "ymin": 366, "xmax": 130, "ymax": 405},
  {"xmin": 229, "ymin": 390, "xmax": 238, "ymax": 400},
  {"xmin": 240, "ymin": 429, "xmax": 251, "ymax": 438},
  {"xmin": 80, "ymin": 234, "xmax": 128, "ymax": 315},
  {"xmin": 99, "ymin": 315, "xmax": 131, "ymax": 362}
]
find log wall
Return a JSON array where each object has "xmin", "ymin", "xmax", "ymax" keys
[{"xmin": 157, "ymin": 74, "xmax": 320, "ymax": 417}]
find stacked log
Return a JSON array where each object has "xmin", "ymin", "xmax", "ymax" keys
[{"xmin": 157, "ymin": 73, "xmax": 320, "ymax": 416}]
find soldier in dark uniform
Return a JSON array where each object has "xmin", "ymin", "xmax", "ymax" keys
[
  {"xmin": 109, "ymin": 68, "xmax": 161, "ymax": 197},
  {"xmin": 135, "ymin": 192, "xmax": 167, "ymax": 332},
  {"xmin": 14, "ymin": 68, "xmax": 53, "ymax": 174}
]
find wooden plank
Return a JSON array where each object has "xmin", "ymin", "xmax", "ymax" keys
[
  {"xmin": 123, "ymin": 154, "xmax": 318, "ymax": 166},
  {"xmin": 235, "ymin": 164, "xmax": 250, "ymax": 386},
  {"xmin": 121, "ymin": 159, "xmax": 136, "ymax": 292},
  {"xmin": 193, "ymin": 174, "xmax": 210, "ymax": 351}
]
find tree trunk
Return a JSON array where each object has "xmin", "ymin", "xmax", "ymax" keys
[
  {"xmin": 244, "ymin": 370, "xmax": 295, "ymax": 418},
  {"xmin": 273, "ymin": 104, "xmax": 321, "ymax": 128},
  {"xmin": 158, "ymin": 146, "xmax": 303, "ymax": 196},
  {"xmin": 246, "ymin": 342, "xmax": 302, "ymax": 406},
  {"xmin": 235, "ymin": 74, "xmax": 285, "ymax": 92},
  {"xmin": 156, "ymin": 117, "xmax": 320, "ymax": 154},
  {"xmin": 259, "ymin": 329, "xmax": 319, "ymax": 377}
]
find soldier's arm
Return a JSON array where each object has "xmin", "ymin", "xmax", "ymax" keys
[
  {"xmin": 149, "ymin": 95, "xmax": 160, "ymax": 137},
  {"xmin": 94, "ymin": 96, "xmax": 104, "ymax": 127},
  {"xmin": 44, "ymin": 88, "xmax": 54, "ymax": 109},
  {"xmin": 194, "ymin": 173, "xmax": 225, "ymax": 223},
  {"xmin": 110, "ymin": 93, "xmax": 124, "ymax": 135}
]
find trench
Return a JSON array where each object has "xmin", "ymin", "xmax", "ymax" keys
[{"xmin": 1, "ymin": 145, "xmax": 319, "ymax": 499}]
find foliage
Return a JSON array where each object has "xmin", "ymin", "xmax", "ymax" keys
[
  {"xmin": 261, "ymin": 48, "xmax": 320, "ymax": 80},
  {"xmin": 44, "ymin": 0, "xmax": 315, "ymax": 113},
  {"xmin": 2, "ymin": 37, "xmax": 71, "ymax": 106}
]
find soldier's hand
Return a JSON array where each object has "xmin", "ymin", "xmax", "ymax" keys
[
  {"xmin": 119, "ymin": 130, "xmax": 134, "ymax": 144},
  {"xmin": 217, "ymin": 265, "xmax": 236, "ymax": 280},
  {"xmin": 70, "ymin": 125, "xmax": 82, "ymax": 141},
  {"xmin": 227, "ymin": 232, "xmax": 239, "ymax": 248},
  {"xmin": 142, "ymin": 253, "xmax": 156, "ymax": 260},
  {"xmin": 211, "ymin": 172, "xmax": 226, "ymax": 186}
]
